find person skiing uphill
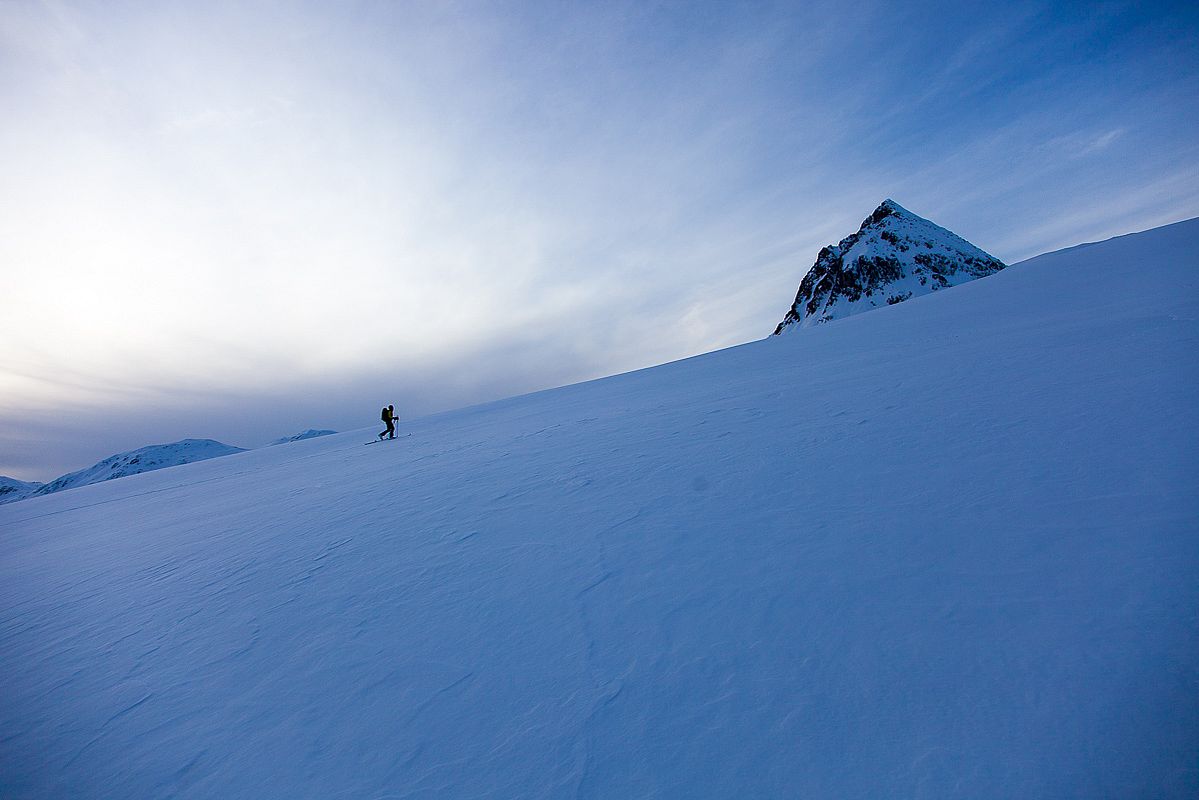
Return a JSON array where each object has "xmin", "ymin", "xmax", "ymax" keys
[{"xmin": 379, "ymin": 405, "xmax": 398, "ymax": 440}]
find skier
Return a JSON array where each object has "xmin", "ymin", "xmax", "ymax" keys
[{"xmin": 379, "ymin": 404, "xmax": 398, "ymax": 440}]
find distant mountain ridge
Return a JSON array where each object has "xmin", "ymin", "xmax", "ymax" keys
[
  {"xmin": 4, "ymin": 429, "xmax": 342, "ymax": 505},
  {"xmin": 0, "ymin": 476, "xmax": 44, "ymax": 505},
  {"xmin": 774, "ymin": 199, "xmax": 1006, "ymax": 333},
  {"xmin": 14, "ymin": 440, "xmax": 246, "ymax": 503},
  {"xmin": 270, "ymin": 429, "xmax": 337, "ymax": 445}
]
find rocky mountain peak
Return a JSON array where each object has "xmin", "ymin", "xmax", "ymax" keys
[{"xmin": 773, "ymin": 200, "xmax": 1005, "ymax": 334}]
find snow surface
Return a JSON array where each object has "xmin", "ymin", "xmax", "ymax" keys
[
  {"xmin": 1, "ymin": 219, "xmax": 1197, "ymax": 798},
  {"xmin": 270, "ymin": 429, "xmax": 338, "ymax": 446},
  {"xmin": 22, "ymin": 439, "xmax": 246, "ymax": 501}
]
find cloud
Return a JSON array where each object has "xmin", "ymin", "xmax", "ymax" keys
[{"xmin": 1076, "ymin": 128, "xmax": 1126, "ymax": 156}]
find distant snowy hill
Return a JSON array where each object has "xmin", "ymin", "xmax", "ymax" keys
[
  {"xmin": 0, "ymin": 476, "xmax": 43, "ymax": 505},
  {"xmin": 269, "ymin": 429, "xmax": 337, "ymax": 445},
  {"xmin": 1, "ymin": 218, "xmax": 1196, "ymax": 798},
  {"xmin": 6, "ymin": 435, "xmax": 323, "ymax": 505},
  {"xmin": 774, "ymin": 199, "xmax": 1005, "ymax": 333},
  {"xmin": 28, "ymin": 439, "xmax": 245, "ymax": 499}
]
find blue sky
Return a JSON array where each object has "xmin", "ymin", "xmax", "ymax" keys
[{"xmin": 2, "ymin": 0, "xmax": 1197, "ymax": 481}]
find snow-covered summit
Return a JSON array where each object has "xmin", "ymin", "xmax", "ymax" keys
[
  {"xmin": 773, "ymin": 199, "xmax": 1006, "ymax": 333},
  {"xmin": 28, "ymin": 439, "xmax": 244, "ymax": 499}
]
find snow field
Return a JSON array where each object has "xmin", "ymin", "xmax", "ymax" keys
[{"xmin": 1, "ymin": 219, "xmax": 1197, "ymax": 797}]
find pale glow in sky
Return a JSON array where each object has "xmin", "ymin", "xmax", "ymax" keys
[{"xmin": 2, "ymin": 0, "xmax": 1198, "ymax": 480}]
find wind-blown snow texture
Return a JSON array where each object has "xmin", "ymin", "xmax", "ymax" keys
[
  {"xmin": 774, "ymin": 199, "xmax": 1006, "ymax": 333},
  {"xmin": 2, "ymin": 220, "xmax": 1197, "ymax": 798},
  {"xmin": 25, "ymin": 439, "xmax": 245, "ymax": 500}
]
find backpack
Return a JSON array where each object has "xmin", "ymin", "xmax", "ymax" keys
[{"xmin": 381, "ymin": 407, "xmax": 389, "ymax": 422}]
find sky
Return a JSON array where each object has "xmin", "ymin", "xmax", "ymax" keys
[{"xmin": 1, "ymin": 0, "xmax": 1198, "ymax": 482}]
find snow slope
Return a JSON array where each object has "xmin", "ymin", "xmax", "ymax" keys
[
  {"xmin": 1, "ymin": 219, "xmax": 1197, "ymax": 798},
  {"xmin": 25, "ymin": 439, "xmax": 245, "ymax": 500},
  {"xmin": 774, "ymin": 199, "xmax": 1006, "ymax": 332},
  {"xmin": 0, "ymin": 477, "xmax": 42, "ymax": 506}
]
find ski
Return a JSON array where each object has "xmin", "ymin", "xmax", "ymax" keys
[{"xmin": 365, "ymin": 433, "xmax": 411, "ymax": 445}]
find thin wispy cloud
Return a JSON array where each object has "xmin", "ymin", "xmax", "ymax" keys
[{"xmin": 1079, "ymin": 128, "xmax": 1126, "ymax": 156}]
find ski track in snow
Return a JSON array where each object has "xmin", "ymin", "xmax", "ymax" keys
[{"xmin": 1, "ymin": 219, "xmax": 1198, "ymax": 797}]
